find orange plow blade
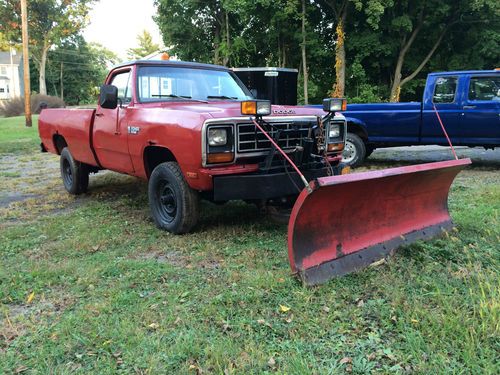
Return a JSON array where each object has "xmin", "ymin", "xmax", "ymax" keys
[{"xmin": 288, "ymin": 158, "xmax": 471, "ymax": 286}]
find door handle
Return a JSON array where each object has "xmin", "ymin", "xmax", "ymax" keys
[
  {"xmin": 463, "ymin": 105, "xmax": 476, "ymax": 109},
  {"xmin": 95, "ymin": 112, "xmax": 104, "ymax": 117}
]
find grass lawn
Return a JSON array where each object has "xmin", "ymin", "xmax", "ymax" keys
[{"xmin": 0, "ymin": 116, "xmax": 499, "ymax": 374}]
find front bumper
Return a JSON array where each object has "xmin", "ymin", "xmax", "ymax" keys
[{"xmin": 212, "ymin": 165, "xmax": 343, "ymax": 201}]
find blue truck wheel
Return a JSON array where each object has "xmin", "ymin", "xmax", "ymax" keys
[{"xmin": 342, "ymin": 133, "xmax": 366, "ymax": 167}]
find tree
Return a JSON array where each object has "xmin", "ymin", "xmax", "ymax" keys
[
  {"xmin": 31, "ymin": 36, "xmax": 118, "ymax": 105},
  {"xmin": 0, "ymin": 0, "xmax": 94, "ymax": 95},
  {"xmin": 387, "ymin": 0, "xmax": 499, "ymax": 101},
  {"xmin": 0, "ymin": 32, "xmax": 10, "ymax": 51},
  {"xmin": 154, "ymin": 0, "xmax": 499, "ymax": 104},
  {"xmin": 127, "ymin": 30, "xmax": 161, "ymax": 59}
]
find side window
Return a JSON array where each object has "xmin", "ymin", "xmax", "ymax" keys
[
  {"xmin": 433, "ymin": 77, "xmax": 457, "ymax": 103},
  {"xmin": 110, "ymin": 71, "xmax": 132, "ymax": 104},
  {"xmin": 468, "ymin": 76, "xmax": 500, "ymax": 101}
]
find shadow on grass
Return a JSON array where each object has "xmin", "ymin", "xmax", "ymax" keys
[{"xmin": 84, "ymin": 171, "xmax": 280, "ymax": 233}]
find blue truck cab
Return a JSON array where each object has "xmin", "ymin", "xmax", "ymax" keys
[{"xmin": 314, "ymin": 70, "xmax": 500, "ymax": 166}]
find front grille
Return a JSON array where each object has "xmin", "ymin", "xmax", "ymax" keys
[{"xmin": 237, "ymin": 121, "xmax": 315, "ymax": 153}]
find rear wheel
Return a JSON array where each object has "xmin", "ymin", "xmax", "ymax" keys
[
  {"xmin": 60, "ymin": 147, "xmax": 89, "ymax": 195},
  {"xmin": 148, "ymin": 162, "xmax": 199, "ymax": 234},
  {"xmin": 342, "ymin": 133, "xmax": 366, "ymax": 167}
]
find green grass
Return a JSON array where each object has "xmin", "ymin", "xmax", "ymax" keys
[
  {"xmin": 0, "ymin": 115, "xmax": 40, "ymax": 154},
  {"xmin": 0, "ymin": 117, "xmax": 499, "ymax": 374}
]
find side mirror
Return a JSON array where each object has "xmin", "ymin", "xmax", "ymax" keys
[{"xmin": 99, "ymin": 84, "xmax": 118, "ymax": 109}]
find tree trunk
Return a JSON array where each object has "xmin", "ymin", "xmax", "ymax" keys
[
  {"xmin": 389, "ymin": 43, "xmax": 405, "ymax": 102},
  {"xmin": 39, "ymin": 42, "xmax": 49, "ymax": 95},
  {"xmin": 389, "ymin": 15, "xmax": 423, "ymax": 102},
  {"xmin": 332, "ymin": 20, "xmax": 345, "ymax": 98},
  {"xmin": 213, "ymin": 15, "xmax": 221, "ymax": 65},
  {"xmin": 301, "ymin": 0, "xmax": 308, "ymax": 104},
  {"xmin": 223, "ymin": 11, "xmax": 230, "ymax": 66}
]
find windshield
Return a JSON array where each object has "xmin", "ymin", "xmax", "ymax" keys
[{"xmin": 137, "ymin": 65, "xmax": 252, "ymax": 102}]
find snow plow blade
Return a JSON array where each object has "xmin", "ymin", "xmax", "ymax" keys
[{"xmin": 288, "ymin": 158, "xmax": 471, "ymax": 286}]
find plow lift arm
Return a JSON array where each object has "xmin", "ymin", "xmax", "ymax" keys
[{"xmin": 244, "ymin": 99, "xmax": 471, "ymax": 286}]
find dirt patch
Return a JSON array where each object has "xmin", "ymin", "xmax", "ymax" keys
[
  {"xmin": 135, "ymin": 249, "xmax": 190, "ymax": 267},
  {"xmin": 0, "ymin": 192, "xmax": 41, "ymax": 208}
]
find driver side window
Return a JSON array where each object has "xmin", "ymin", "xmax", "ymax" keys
[{"xmin": 111, "ymin": 71, "xmax": 132, "ymax": 104}]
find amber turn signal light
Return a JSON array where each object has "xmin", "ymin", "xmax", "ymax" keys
[
  {"xmin": 207, "ymin": 152, "xmax": 234, "ymax": 164},
  {"xmin": 327, "ymin": 143, "xmax": 345, "ymax": 152},
  {"xmin": 241, "ymin": 100, "xmax": 271, "ymax": 116}
]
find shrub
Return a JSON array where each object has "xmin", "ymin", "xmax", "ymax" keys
[{"xmin": 0, "ymin": 94, "xmax": 65, "ymax": 117}]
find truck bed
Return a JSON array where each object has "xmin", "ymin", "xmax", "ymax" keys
[{"xmin": 39, "ymin": 108, "xmax": 98, "ymax": 166}]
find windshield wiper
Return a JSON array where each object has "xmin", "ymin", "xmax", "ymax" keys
[
  {"xmin": 207, "ymin": 95, "xmax": 238, "ymax": 100},
  {"xmin": 151, "ymin": 94, "xmax": 208, "ymax": 103}
]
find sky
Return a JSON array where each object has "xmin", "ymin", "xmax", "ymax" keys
[{"xmin": 83, "ymin": 0, "xmax": 163, "ymax": 60}]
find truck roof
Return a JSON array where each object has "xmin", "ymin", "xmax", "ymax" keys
[
  {"xmin": 113, "ymin": 59, "xmax": 229, "ymax": 71},
  {"xmin": 428, "ymin": 69, "xmax": 499, "ymax": 76}
]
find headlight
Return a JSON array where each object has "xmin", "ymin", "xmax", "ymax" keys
[
  {"xmin": 208, "ymin": 128, "xmax": 227, "ymax": 146},
  {"xmin": 329, "ymin": 124, "xmax": 340, "ymax": 138}
]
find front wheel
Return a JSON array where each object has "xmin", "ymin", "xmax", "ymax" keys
[
  {"xmin": 342, "ymin": 133, "xmax": 366, "ymax": 168},
  {"xmin": 148, "ymin": 162, "xmax": 199, "ymax": 234}
]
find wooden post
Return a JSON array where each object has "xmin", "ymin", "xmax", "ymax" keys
[{"xmin": 21, "ymin": 0, "xmax": 32, "ymax": 127}]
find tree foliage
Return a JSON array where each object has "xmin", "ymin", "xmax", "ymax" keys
[
  {"xmin": 127, "ymin": 30, "xmax": 161, "ymax": 59},
  {"xmin": 0, "ymin": 0, "xmax": 95, "ymax": 95},
  {"xmin": 29, "ymin": 36, "xmax": 118, "ymax": 105},
  {"xmin": 154, "ymin": 0, "xmax": 499, "ymax": 103}
]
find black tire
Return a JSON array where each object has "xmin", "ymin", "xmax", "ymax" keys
[
  {"xmin": 148, "ymin": 162, "xmax": 199, "ymax": 234},
  {"xmin": 342, "ymin": 133, "xmax": 366, "ymax": 167},
  {"xmin": 60, "ymin": 147, "xmax": 89, "ymax": 195}
]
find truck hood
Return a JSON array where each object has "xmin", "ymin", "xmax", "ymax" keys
[{"xmin": 140, "ymin": 101, "xmax": 329, "ymax": 120}]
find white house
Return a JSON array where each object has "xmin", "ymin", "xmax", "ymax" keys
[{"xmin": 0, "ymin": 49, "xmax": 22, "ymax": 101}]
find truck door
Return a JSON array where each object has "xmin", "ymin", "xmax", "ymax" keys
[
  {"xmin": 421, "ymin": 75, "xmax": 462, "ymax": 145},
  {"xmin": 460, "ymin": 74, "xmax": 500, "ymax": 145},
  {"xmin": 93, "ymin": 69, "xmax": 135, "ymax": 174}
]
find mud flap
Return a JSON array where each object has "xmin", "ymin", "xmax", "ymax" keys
[{"xmin": 287, "ymin": 158, "xmax": 471, "ymax": 286}]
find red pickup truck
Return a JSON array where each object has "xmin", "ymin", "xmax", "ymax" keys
[{"xmin": 39, "ymin": 60, "xmax": 347, "ymax": 234}]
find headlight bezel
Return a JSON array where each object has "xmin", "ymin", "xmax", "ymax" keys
[{"xmin": 204, "ymin": 124, "xmax": 235, "ymax": 165}]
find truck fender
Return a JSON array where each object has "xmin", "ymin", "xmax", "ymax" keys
[
  {"xmin": 344, "ymin": 116, "xmax": 369, "ymax": 141},
  {"xmin": 143, "ymin": 145, "xmax": 178, "ymax": 178}
]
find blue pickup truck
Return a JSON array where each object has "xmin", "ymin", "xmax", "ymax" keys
[{"xmin": 314, "ymin": 70, "xmax": 500, "ymax": 167}]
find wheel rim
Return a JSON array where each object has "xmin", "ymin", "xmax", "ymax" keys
[
  {"xmin": 62, "ymin": 158, "xmax": 73, "ymax": 187},
  {"xmin": 157, "ymin": 180, "xmax": 177, "ymax": 223},
  {"xmin": 342, "ymin": 140, "xmax": 357, "ymax": 164}
]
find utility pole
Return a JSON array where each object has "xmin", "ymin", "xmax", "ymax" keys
[{"xmin": 21, "ymin": 0, "xmax": 32, "ymax": 127}]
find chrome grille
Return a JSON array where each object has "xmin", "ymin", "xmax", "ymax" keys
[{"xmin": 237, "ymin": 121, "xmax": 315, "ymax": 153}]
